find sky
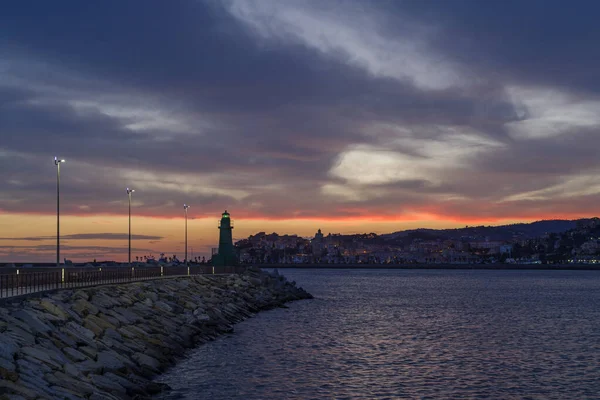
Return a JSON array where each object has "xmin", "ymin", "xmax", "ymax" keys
[{"xmin": 2, "ymin": 0, "xmax": 600, "ymax": 262}]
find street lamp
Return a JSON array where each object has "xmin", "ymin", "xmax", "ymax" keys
[
  {"xmin": 54, "ymin": 157, "xmax": 65, "ymax": 268},
  {"xmin": 126, "ymin": 188, "xmax": 135, "ymax": 265},
  {"xmin": 184, "ymin": 204, "xmax": 190, "ymax": 264}
]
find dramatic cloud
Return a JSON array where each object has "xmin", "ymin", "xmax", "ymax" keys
[
  {"xmin": 1, "ymin": 0, "xmax": 600, "ymax": 261},
  {"xmin": 226, "ymin": 0, "xmax": 467, "ymax": 90}
]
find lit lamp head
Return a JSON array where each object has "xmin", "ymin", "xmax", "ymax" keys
[
  {"xmin": 184, "ymin": 204, "xmax": 190, "ymax": 210},
  {"xmin": 126, "ymin": 188, "xmax": 135, "ymax": 195},
  {"xmin": 54, "ymin": 157, "xmax": 66, "ymax": 165}
]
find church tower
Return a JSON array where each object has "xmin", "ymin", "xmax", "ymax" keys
[{"xmin": 212, "ymin": 210, "xmax": 239, "ymax": 266}]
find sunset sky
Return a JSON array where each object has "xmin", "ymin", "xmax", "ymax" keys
[{"xmin": 2, "ymin": 0, "xmax": 600, "ymax": 262}]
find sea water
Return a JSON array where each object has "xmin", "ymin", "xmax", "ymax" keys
[{"xmin": 155, "ymin": 269, "xmax": 600, "ymax": 399}]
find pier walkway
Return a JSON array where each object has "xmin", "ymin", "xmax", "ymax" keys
[{"xmin": 0, "ymin": 265, "xmax": 245, "ymax": 300}]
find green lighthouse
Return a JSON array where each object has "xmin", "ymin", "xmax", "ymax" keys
[{"xmin": 211, "ymin": 210, "xmax": 239, "ymax": 267}]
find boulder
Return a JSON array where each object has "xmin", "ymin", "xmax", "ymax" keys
[
  {"xmin": 11, "ymin": 310, "xmax": 53, "ymax": 335},
  {"xmin": 39, "ymin": 299, "xmax": 70, "ymax": 320},
  {"xmin": 63, "ymin": 347, "xmax": 89, "ymax": 362},
  {"xmin": 103, "ymin": 372, "xmax": 145, "ymax": 394},
  {"xmin": 88, "ymin": 374, "xmax": 127, "ymax": 395},
  {"xmin": 47, "ymin": 385, "xmax": 88, "ymax": 400},
  {"xmin": 72, "ymin": 298, "xmax": 99, "ymax": 317},
  {"xmin": 20, "ymin": 347, "xmax": 62, "ymax": 370},
  {"xmin": 90, "ymin": 293, "xmax": 122, "ymax": 309},
  {"xmin": 132, "ymin": 352, "xmax": 161, "ymax": 373},
  {"xmin": 49, "ymin": 330, "xmax": 78, "ymax": 349},
  {"xmin": 72, "ymin": 290, "xmax": 89, "ymax": 301},
  {"xmin": 154, "ymin": 300, "xmax": 174, "ymax": 313},
  {"xmin": 84, "ymin": 318, "xmax": 104, "ymax": 337},
  {"xmin": 0, "ymin": 379, "xmax": 40, "ymax": 399},
  {"xmin": 0, "ymin": 333, "xmax": 20, "ymax": 360},
  {"xmin": 78, "ymin": 346, "xmax": 98, "ymax": 360},
  {"xmin": 0, "ymin": 364, "xmax": 19, "ymax": 381},
  {"xmin": 142, "ymin": 297, "xmax": 153, "ymax": 307},
  {"xmin": 45, "ymin": 371, "xmax": 96, "ymax": 396},
  {"xmin": 73, "ymin": 359, "xmax": 103, "ymax": 375},
  {"xmin": 65, "ymin": 321, "xmax": 96, "ymax": 342},
  {"xmin": 89, "ymin": 391, "xmax": 122, "ymax": 400},
  {"xmin": 96, "ymin": 350, "xmax": 126, "ymax": 372}
]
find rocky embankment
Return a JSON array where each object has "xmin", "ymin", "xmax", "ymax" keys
[{"xmin": 0, "ymin": 268, "xmax": 312, "ymax": 400}]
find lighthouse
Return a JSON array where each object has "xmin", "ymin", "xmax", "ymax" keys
[{"xmin": 212, "ymin": 210, "xmax": 239, "ymax": 266}]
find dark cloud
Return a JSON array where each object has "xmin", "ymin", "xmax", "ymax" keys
[
  {"xmin": 1, "ymin": 0, "xmax": 600, "ymax": 226},
  {"xmin": 396, "ymin": 0, "xmax": 600, "ymax": 93}
]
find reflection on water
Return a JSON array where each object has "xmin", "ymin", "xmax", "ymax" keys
[{"xmin": 155, "ymin": 269, "xmax": 600, "ymax": 399}]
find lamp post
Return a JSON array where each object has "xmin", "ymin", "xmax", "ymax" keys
[
  {"xmin": 184, "ymin": 204, "xmax": 190, "ymax": 264},
  {"xmin": 126, "ymin": 188, "xmax": 135, "ymax": 265},
  {"xmin": 54, "ymin": 157, "xmax": 65, "ymax": 268}
]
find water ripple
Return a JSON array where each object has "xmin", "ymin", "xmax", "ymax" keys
[{"xmin": 155, "ymin": 269, "xmax": 600, "ymax": 399}]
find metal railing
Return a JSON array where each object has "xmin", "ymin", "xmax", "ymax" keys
[{"xmin": 0, "ymin": 265, "xmax": 247, "ymax": 299}]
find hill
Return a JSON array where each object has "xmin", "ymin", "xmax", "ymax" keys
[{"xmin": 381, "ymin": 219, "xmax": 582, "ymax": 244}]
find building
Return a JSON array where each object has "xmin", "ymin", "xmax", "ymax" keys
[{"xmin": 312, "ymin": 229, "xmax": 324, "ymax": 256}]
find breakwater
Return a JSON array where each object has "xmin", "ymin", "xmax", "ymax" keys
[{"xmin": 0, "ymin": 267, "xmax": 312, "ymax": 399}]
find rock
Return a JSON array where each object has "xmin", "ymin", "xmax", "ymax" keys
[
  {"xmin": 249, "ymin": 277, "xmax": 262, "ymax": 287},
  {"xmin": 16, "ymin": 357, "xmax": 52, "ymax": 377},
  {"xmin": 72, "ymin": 298, "xmax": 100, "ymax": 317},
  {"xmin": 78, "ymin": 346, "xmax": 98, "ymax": 360},
  {"xmin": 19, "ymin": 346, "xmax": 62, "ymax": 370},
  {"xmin": 96, "ymin": 350, "xmax": 126, "ymax": 372},
  {"xmin": 73, "ymin": 359, "xmax": 103, "ymax": 375},
  {"xmin": 103, "ymin": 371, "xmax": 145, "ymax": 394},
  {"xmin": 11, "ymin": 310, "xmax": 53, "ymax": 335},
  {"xmin": 118, "ymin": 325, "xmax": 149, "ymax": 340},
  {"xmin": 0, "ymin": 333, "xmax": 20, "ymax": 360},
  {"xmin": 146, "ymin": 291, "xmax": 159, "ymax": 302},
  {"xmin": 39, "ymin": 299, "xmax": 70, "ymax": 320},
  {"xmin": 0, "ymin": 270, "xmax": 312, "ymax": 398},
  {"xmin": 63, "ymin": 362, "xmax": 84, "ymax": 378},
  {"xmin": 84, "ymin": 318, "xmax": 104, "ymax": 337},
  {"xmin": 2, "ymin": 394, "xmax": 27, "ymax": 400},
  {"xmin": 89, "ymin": 392, "xmax": 122, "ymax": 400},
  {"xmin": 142, "ymin": 298, "xmax": 153, "ymax": 307},
  {"xmin": 63, "ymin": 347, "xmax": 89, "ymax": 362},
  {"xmin": 87, "ymin": 314, "xmax": 117, "ymax": 331},
  {"xmin": 154, "ymin": 300, "xmax": 174, "ymax": 313},
  {"xmin": 88, "ymin": 374, "xmax": 127, "ymax": 395},
  {"xmin": 132, "ymin": 352, "xmax": 161, "ymax": 373},
  {"xmin": 103, "ymin": 328, "xmax": 123, "ymax": 341},
  {"xmin": 0, "ymin": 379, "xmax": 40, "ymax": 399},
  {"xmin": 47, "ymin": 385, "xmax": 88, "ymax": 400},
  {"xmin": 111, "ymin": 307, "xmax": 141, "ymax": 324},
  {"xmin": 0, "ymin": 365, "xmax": 19, "ymax": 381},
  {"xmin": 99, "ymin": 314, "xmax": 121, "ymax": 328},
  {"xmin": 0, "ymin": 353, "xmax": 16, "ymax": 370},
  {"xmin": 49, "ymin": 330, "xmax": 78, "ymax": 349},
  {"xmin": 90, "ymin": 293, "xmax": 122, "ymax": 309},
  {"xmin": 63, "ymin": 321, "xmax": 97, "ymax": 344},
  {"xmin": 45, "ymin": 371, "xmax": 96, "ymax": 396},
  {"xmin": 72, "ymin": 290, "xmax": 90, "ymax": 301}
]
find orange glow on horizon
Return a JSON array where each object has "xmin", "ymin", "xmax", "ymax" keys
[{"xmin": 0, "ymin": 211, "xmax": 597, "ymax": 263}]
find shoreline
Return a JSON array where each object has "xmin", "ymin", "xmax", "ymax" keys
[
  {"xmin": 258, "ymin": 264, "xmax": 600, "ymax": 271},
  {"xmin": 0, "ymin": 267, "xmax": 313, "ymax": 399}
]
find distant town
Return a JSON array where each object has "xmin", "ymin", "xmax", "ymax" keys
[{"xmin": 234, "ymin": 218, "xmax": 600, "ymax": 265}]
